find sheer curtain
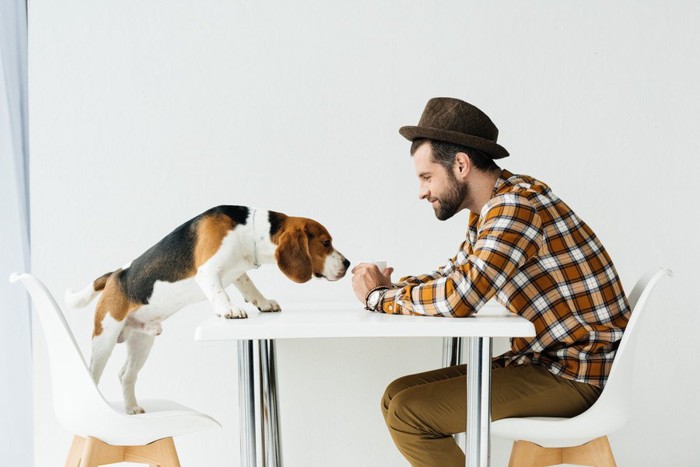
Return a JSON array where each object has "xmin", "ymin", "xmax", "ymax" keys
[{"xmin": 0, "ymin": 0, "xmax": 32, "ymax": 465}]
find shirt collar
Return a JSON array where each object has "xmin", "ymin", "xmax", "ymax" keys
[
  {"xmin": 467, "ymin": 168, "xmax": 514, "ymax": 245},
  {"xmin": 491, "ymin": 168, "xmax": 515, "ymax": 198}
]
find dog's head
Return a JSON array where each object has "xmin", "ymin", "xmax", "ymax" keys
[{"xmin": 273, "ymin": 215, "xmax": 350, "ymax": 283}]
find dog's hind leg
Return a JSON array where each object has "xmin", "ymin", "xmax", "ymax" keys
[
  {"xmin": 119, "ymin": 331, "xmax": 156, "ymax": 414},
  {"xmin": 90, "ymin": 315, "xmax": 125, "ymax": 385},
  {"xmin": 90, "ymin": 275, "xmax": 138, "ymax": 385},
  {"xmin": 234, "ymin": 273, "xmax": 281, "ymax": 312}
]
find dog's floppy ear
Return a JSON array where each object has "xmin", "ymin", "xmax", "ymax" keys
[{"xmin": 275, "ymin": 229, "xmax": 312, "ymax": 283}]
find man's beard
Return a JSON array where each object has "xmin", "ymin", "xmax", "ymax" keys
[{"xmin": 433, "ymin": 174, "xmax": 468, "ymax": 221}]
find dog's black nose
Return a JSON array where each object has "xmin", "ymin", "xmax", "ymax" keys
[{"xmin": 343, "ymin": 258, "xmax": 351, "ymax": 269}]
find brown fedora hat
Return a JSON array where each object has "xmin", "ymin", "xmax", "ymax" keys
[{"xmin": 399, "ymin": 97, "xmax": 509, "ymax": 159}]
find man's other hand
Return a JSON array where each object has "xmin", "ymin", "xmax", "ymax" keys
[{"xmin": 351, "ymin": 264, "xmax": 394, "ymax": 304}]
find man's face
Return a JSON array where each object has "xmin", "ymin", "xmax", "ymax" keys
[{"xmin": 413, "ymin": 143, "xmax": 467, "ymax": 221}]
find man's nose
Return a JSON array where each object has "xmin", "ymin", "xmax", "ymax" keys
[{"xmin": 419, "ymin": 187, "xmax": 429, "ymax": 200}]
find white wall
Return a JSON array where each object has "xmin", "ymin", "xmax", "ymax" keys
[{"xmin": 29, "ymin": 1, "xmax": 699, "ymax": 466}]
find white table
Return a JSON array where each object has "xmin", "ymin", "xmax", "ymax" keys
[{"xmin": 195, "ymin": 301, "xmax": 535, "ymax": 467}]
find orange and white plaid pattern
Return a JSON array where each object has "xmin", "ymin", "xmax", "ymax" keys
[{"xmin": 378, "ymin": 169, "xmax": 630, "ymax": 387}]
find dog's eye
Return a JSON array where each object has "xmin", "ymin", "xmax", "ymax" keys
[{"xmin": 322, "ymin": 240, "xmax": 331, "ymax": 248}]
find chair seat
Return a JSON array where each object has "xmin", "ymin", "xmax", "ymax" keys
[
  {"xmin": 73, "ymin": 399, "xmax": 222, "ymax": 446},
  {"xmin": 492, "ymin": 412, "xmax": 624, "ymax": 449}
]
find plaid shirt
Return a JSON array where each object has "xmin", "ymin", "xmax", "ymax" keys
[{"xmin": 378, "ymin": 169, "xmax": 630, "ymax": 387}]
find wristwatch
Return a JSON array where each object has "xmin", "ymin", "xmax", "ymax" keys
[{"xmin": 366, "ymin": 287, "xmax": 388, "ymax": 311}]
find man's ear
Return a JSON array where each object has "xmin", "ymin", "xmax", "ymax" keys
[{"xmin": 454, "ymin": 152, "xmax": 472, "ymax": 179}]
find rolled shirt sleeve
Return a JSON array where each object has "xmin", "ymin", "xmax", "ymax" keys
[{"xmin": 390, "ymin": 244, "xmax": 466, "ymax": 288}]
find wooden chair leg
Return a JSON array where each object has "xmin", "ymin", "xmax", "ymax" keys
[
  {"xmin": 78, "ymin": 437, "xmax": 125, "ymax": 467},
  {"xmin": 65, "ymin": 436, "xmax": 86, "ymax": 467},
  {"xmin": 562, "ymin": 436, "xmax": 617, "ymax": 467},
  {"xmin": 508, "ymin": 440, "xmax": 562, "ymax": 467},
  {"xmin": 66, "ymin": 435, "xmax": 180, "ymax": 467},
  {"xmin": 124, "ymin": 437, "xmax": 181, "ymax": 467},
  {"xmin": 156, "ymin": 437, "xmax": 181, "ymax": 467}
]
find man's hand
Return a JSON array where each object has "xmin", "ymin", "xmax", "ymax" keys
[{"xmin": 351, "ymin": 264, "xmax": 394, "ymax": 305}]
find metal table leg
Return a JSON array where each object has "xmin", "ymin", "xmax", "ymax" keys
[
  {"xmin": 259, "ymin": 339, "xmax": 283, "ymax": 467},
  {"xmin": 466, "ymin": 337, "xmax": 492, "ymax": 467},
  {"xmin": 238, "ymin": 340, "xmax": 257, "ymax": 467},
  {"xmin": 442, "ymin": 336, "xmax": 464, "ymax": 367},
  {"xmin": 442, "ymin": 337, "xmax": 465, "ymax": 450}
]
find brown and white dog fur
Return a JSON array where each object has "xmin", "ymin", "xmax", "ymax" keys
[{"xmin": 65, "ymin": 205, "xmax": 350, "ymax": 414}]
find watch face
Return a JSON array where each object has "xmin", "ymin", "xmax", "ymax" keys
[
  {"xmin": 367, "ymin": 288, "xmax": 387, "ymax": 310},
  {"xmin": 369, "ymin": 290, "xmax": 382, "ymax": 309}
]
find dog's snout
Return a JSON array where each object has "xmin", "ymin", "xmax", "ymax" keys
[{"xmin": 343, "ymin": 258, "xmax": 351, "ymax": 269}]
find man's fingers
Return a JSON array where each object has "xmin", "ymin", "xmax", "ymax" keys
[{"xmin": 352, "ymin": 263, "xmax": 374, "ymax": 274}]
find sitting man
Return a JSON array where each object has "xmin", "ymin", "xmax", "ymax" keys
[{"xmin": 351, "ymin": 97, "xmax": 630, "ymax": 467}]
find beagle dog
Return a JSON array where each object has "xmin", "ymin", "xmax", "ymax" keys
[{"xmin": 65, "ymin": 205, "xmax": 350, "ymax": 414}]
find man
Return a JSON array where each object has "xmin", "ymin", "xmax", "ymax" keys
[{"xmin": 351, "ymin": 97, "xmax": 630, "ymax": 467}]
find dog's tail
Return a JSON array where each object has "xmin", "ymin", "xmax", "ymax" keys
[{"xmin": 64, "ymin": 271, "xmax": 113, "ymax": 309}]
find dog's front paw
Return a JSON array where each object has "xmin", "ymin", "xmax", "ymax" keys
[
  {"xmin": 127, "ymin": 405, "xmax": 145, "ymax": 415},
  {"xmin": 257, "ymin": 299, "xmax": 281, "ymax": 312},
  {"xmin": 216, "ymin": 306, "xmax": 248, "ymax": 319}
]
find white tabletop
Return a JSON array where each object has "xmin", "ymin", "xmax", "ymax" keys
[{"xmin": 194, "ymin": 300, "xmax": 535, "ymax": 341}]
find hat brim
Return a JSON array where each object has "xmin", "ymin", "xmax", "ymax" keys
[{"xmin": 399, "ymin": 126, "xmax": 509, "ymax": 159}]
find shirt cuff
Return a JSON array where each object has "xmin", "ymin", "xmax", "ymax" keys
[{"xmin": 378, "ymin": 287, "xmax": 404, "ymax": 314}]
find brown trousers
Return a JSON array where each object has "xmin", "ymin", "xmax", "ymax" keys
[{"xmin": 381, "ymin": 362, "xmax": 602, "ymax": 467}]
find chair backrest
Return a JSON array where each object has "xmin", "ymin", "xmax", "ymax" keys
[
  {"xmin": 9, "ymin": 273, "xmax": 115, "ymax": 432},
  {"xmin": 582, "ymin": 267, "xmax": 673, "ymax": 427}
]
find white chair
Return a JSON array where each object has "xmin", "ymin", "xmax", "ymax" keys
[
  {"xmin": 491, "ymin": 267, "xmax": 673, "ymax": 467},
  {"xmin": 10, "ymin": 272, "xmax": 221, "ymax": 467}
]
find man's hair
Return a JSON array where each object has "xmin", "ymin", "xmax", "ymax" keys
[{"xmin": 410, "ymin": 138, "xmax": 500, "ymax": 173}]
